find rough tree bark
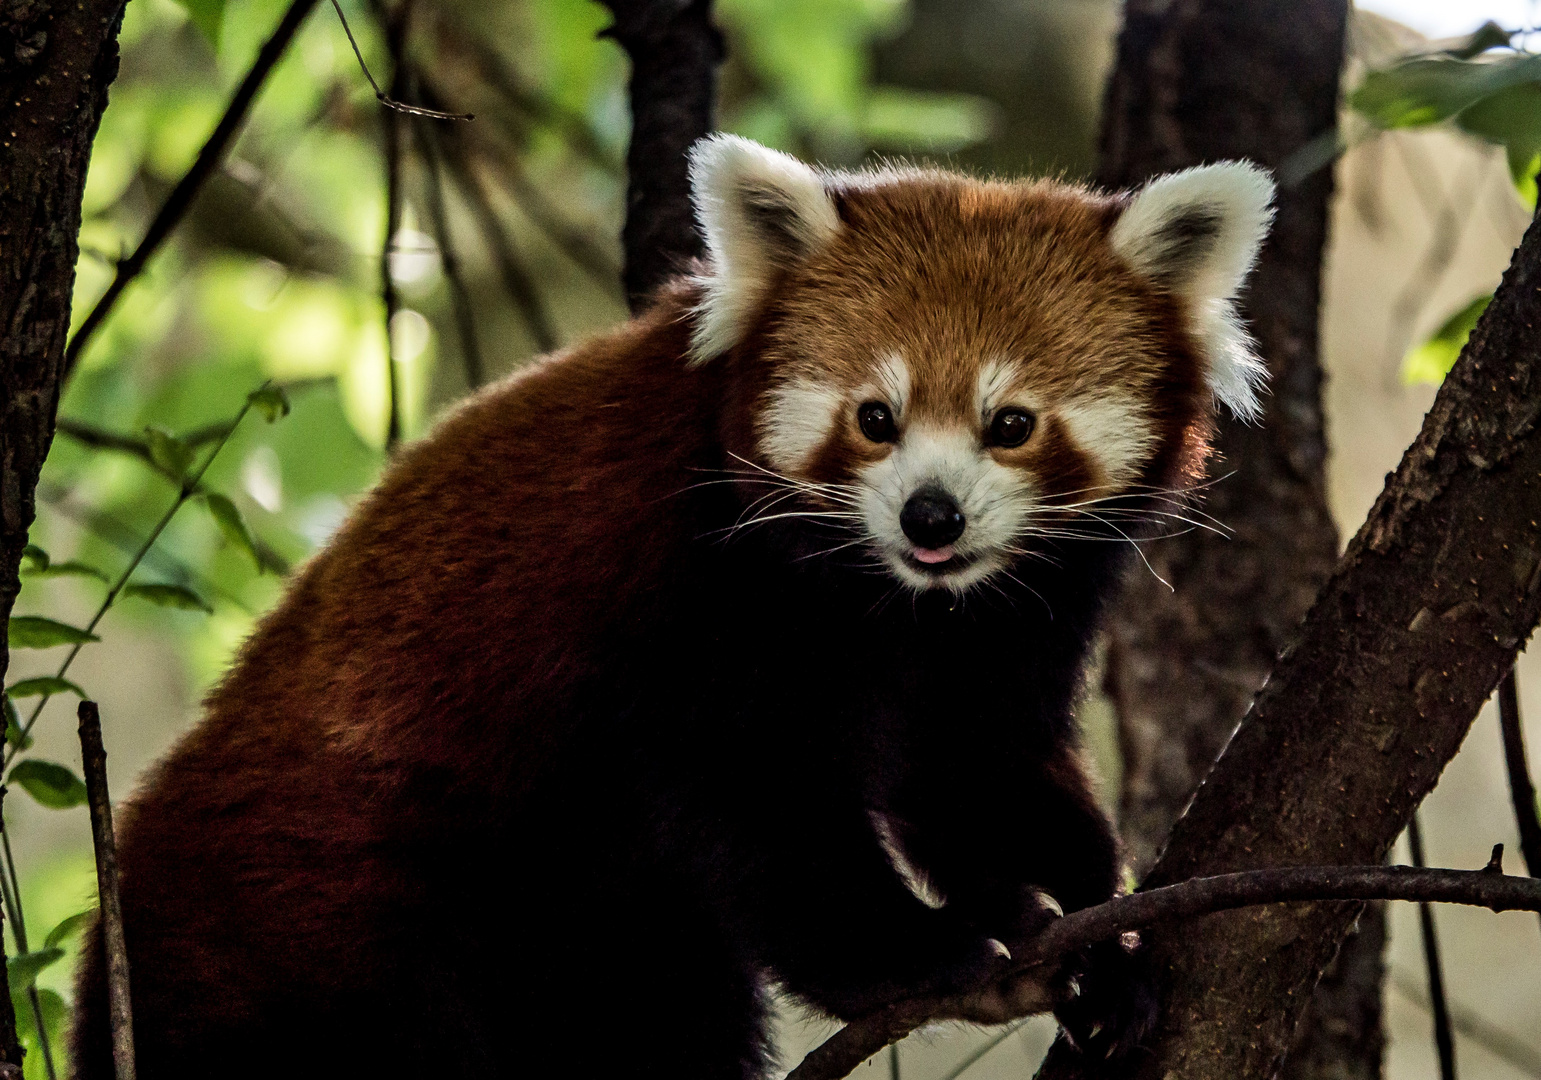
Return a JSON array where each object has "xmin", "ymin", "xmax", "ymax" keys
[
  {"xmin": 1089, "ymin": 3, "xmax": 1383, "ymax": 1078},
  {"xmin": 595, "ymin": 0, "xmax": 723, "ymax": 310},
  {"xmin": 0, "ymin": 0, "xmax": 130, "ymax": 1068},
  {"xmin": 1036, "ymin": 149, "xmax": 1541, "ymax": 1080}
]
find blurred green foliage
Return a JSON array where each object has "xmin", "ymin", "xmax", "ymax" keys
[{"xmin": 1347, "ymin": 26, "xmax": 1537, "ymax": 384}]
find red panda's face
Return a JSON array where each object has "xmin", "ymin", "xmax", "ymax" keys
[{"xmin": 688, "ymin": 137, "xmax": 1274, "ymax": 593}]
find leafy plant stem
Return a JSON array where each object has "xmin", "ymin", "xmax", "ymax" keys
[
  {"xmin": 0, "ymin": 813, "xmax": 55, "ymax": 1080},
  {"xmin": 4, "ymin": 393, "xmax": 258, "ymax": 769}
]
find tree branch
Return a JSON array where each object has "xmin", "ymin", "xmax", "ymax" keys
[
  {"xmin": 62, "ymin": 0, "xmax": 321, "ymax": 379},
  {"xmin": 595, "ymin": 0, "xmax": 723, "ymax": 309},
  {"xmin": 1036, "ymin": 158, "xmax": 1541, "ymax": 1080},
  {"xmin": 785, "ymin": 864, "xmax": 1541, "ymax": 1080}
]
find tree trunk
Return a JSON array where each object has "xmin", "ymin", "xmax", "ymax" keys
[
  {"xmin": 1037, "ymin": 158, "xmax": 1541, "ymax": 1080},
  {"xmin": 0, "ymin": 0, "xmax": 128, "ymax": 1059},
  {"xmin": 1087, "ymin": 2, "xmax": 1384, "ymax": 1077},
  {"xmin": 596, "ymin": 0, "xmax": 723, "ymax": 310}
]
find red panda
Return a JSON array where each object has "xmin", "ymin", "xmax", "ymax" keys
[{"xmin": 71, "ymin": 135, "xmax": 1273, "ymax": 1079}]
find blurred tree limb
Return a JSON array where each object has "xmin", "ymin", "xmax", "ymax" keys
[
  {"xmin": 62, "ymin": 0, "xmax": 322, "ymax": 381},
  {"xmin": 0, "ymin": 0, "xmax": 132, "ymax": 1068},
  {"xmin": 596, "ymin": 0, "xmax": 723, "ymax": 309},
  {"xmin": 1088, "ymin": 2, "xmax": 1375, "ymax": 1078}
]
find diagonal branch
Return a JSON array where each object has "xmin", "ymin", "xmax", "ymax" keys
[
  {"xmin": 62, "ymin": 0, "xmax": 321, "ymax": 379},
  {"xmin": 785, "ymin": 863, "xmax": 1541, "ymax": 1080}
]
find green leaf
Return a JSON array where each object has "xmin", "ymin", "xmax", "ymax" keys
[
  {"xmin": 145, "ymin": 425, "xmax": 194, "ymax": 480},
  {"xmin": 43, "ymin": 909, "xmax": 95, "ymax": 950},
  {"xmin": 122, "ymin": 582, "xmax": 213, "ymax": 613},
  {"xmin": 22, "ymin": 559, "xmax": 110, "ymax": 583},
  {"xmin": 859, "ymin": 88, "xmax": 996, "ymax": 153},
  {"xmin": 248, "ymin": 384, "xmax": 291, "ymax": 422},
  {"xmin": 204, "ymin": 493, "xmax": 262, "ymax": 570},
  {"xmin": 176, "ymin": 0, "xmax": 226, "ymax": 46},
  {"xmin": 1350, "ymin": 53, "xmax": 1541, "ymax": 130},
  {"xmin": 1456, "ymin": 81, "xmax": 1541, "ymax": 182},
  {"xmin": 11, "ymin": 986, "xmax": 66, "ymax": 1064},
  {"xmin": 20, "ymin": 545, "xmax": 48, "ymax": 572},
  {"xmin": 2, "ymin": 695, "xmax": 26, "ymax": 751},
  {"xmin": 1403, "ymin": 292, "xmax": 1492, "ymax": 386},
  {"xmin": 5, "ymin": 677, "xmax": 86, "ymax": 700},
  {"xmin": 8, "ymin": 760, "xmax": 89, "ymax": 810},
  {"xmin": 7, "ymin": 616, "xmax": 100, "ymax": 649},
  {"xmin": 5, "ymin": 949, "xmax": 64, "ymax": 992}
]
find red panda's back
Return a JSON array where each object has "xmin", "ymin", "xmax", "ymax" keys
[{"xmin": 71, "ymin": 290, "xmax": 722, "ymax": 1077}]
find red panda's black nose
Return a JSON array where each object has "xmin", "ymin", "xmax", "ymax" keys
[{"xmin": 900, "ymin": 489, "xmax": 966, "ymax": 549}]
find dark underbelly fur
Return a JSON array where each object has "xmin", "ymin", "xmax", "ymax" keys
[{"xmin": 70, "ymin": 522, "xmax": 1155, "ymax": 1079}]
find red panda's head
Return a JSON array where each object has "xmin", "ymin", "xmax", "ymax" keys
[{"xmin": 686, "ymin": 135, "xmax": 1274, "ymax": 593}]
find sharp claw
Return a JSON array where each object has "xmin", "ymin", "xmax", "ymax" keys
[
  {"xmin": 1034, "ymin": 890, "xmax": 1064, "ymax": 917},
  {"xmin": 987, "ymin": 937, "xmax": 1012, "ymax": 960}
]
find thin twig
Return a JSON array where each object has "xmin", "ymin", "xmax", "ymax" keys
[
  {"xmin": 1498, "ymin": 667, "xmax": 1541, "ymax": 886},
  {"xmin": 378, "ymin": 3, "xmax": 407, "ymax": 451},
  {"xmin": 326, "ymin": 0, "xmax": 471, "ymax": 121},
  {"xmin": 77, "ymin": 702, "xmax": 135, "ymax": 1080},
  {"xmin": 409, "ymin": 95, "xmax": 485, "ymax": 389},
  {"xmin": 785, "ymin": 863, "xmax": 1541, "ymax": 1080},
  {"xmin": 62, "ymin": 0, "xmax": 322, "ymax": 379},
  {"xmin": 438, "ymin": 135, "xmax": 558, "ymax": 354},
  {"xmin": 1408, "ymin": 815, "xmax": 1457, "ymax": 1080}
]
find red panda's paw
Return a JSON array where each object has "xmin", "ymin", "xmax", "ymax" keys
[{"xmin": 1053, "ymin": 936, "xmax": 1160, "ymax": 1061}]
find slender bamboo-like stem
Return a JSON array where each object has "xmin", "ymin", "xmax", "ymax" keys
[
  {"xmin": 0, "ymin": 790, "xmax": 21, "ymax": 1071},
  {"xmin": 0, "ymin": 811, "xmax": 55, "ymax": 1079},
  {"xmin": 62, "ymin": 0, "xmax": 322, "ymax": 379},
  {"xmin": 378, "ymin": 1, "xmax": 409, "ymax": 450},
  {"xmin": 1408, "ymin": 815, "xmax": 1457, "ymax": 1080},
  {"xmin": 77, "ymin": 702, "xmax": 135, "ymax": 1080}
]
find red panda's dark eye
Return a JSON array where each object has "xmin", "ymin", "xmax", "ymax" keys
[
  {"xmin": 858, "ymin": 401, "xmax": 897, "ymax": 443},
  {"xmin": 988, "ymin": 408, "xmax": 1035, "ymax": 448}
]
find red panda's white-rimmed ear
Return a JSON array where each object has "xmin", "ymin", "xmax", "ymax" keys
[
  {"xmin": 1110, "ymin": 162, "xmax": 1276, "ymax": 421},
  {"xmin": 687, "ymin": 134, "xmax": 841, "ymax": 364}
]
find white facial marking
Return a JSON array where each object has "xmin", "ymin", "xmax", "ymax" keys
[
  {"xmin": 1055, "ymin": 394, "xmax": 1156, "ymax": 491},
  {"xmin": 870, "ymin": 352, "xmax": 911, "ymax": 419},
  {"xmin": 975, "ymin": 358, "xmax": 1016, "ymax": 421},
  {"xmin": 858, "ymin": 424, "xmax": 1034, "ymax": 593},
  {"xmin": 760, "ymin": 376, "xmax": 845, "ymax": 474}
]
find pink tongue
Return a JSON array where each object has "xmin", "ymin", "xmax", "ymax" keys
[{"xmin": 913, "ymin": 545, "xmax": 955, "ymax": 565}]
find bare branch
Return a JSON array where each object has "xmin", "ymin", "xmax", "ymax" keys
[
  {"xmin": 78, "ymin": 702, "xmax": 136, "ymax": 1080},
  {"xmin": 1499, "ymin": 668, "xmax": 1541, "ymax": 886},
  {"xmin": 63, "ymin": 0, "xmax": 322, "ymax": 379},
  {"xmin": 785, "ymin": 864, "xmax": 1541, "ymax": 1080}
]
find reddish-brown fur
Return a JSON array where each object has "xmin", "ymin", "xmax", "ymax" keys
[{"xmin": 72, "ymin": 167, "xmax": 1236, "ymax": 1078}]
